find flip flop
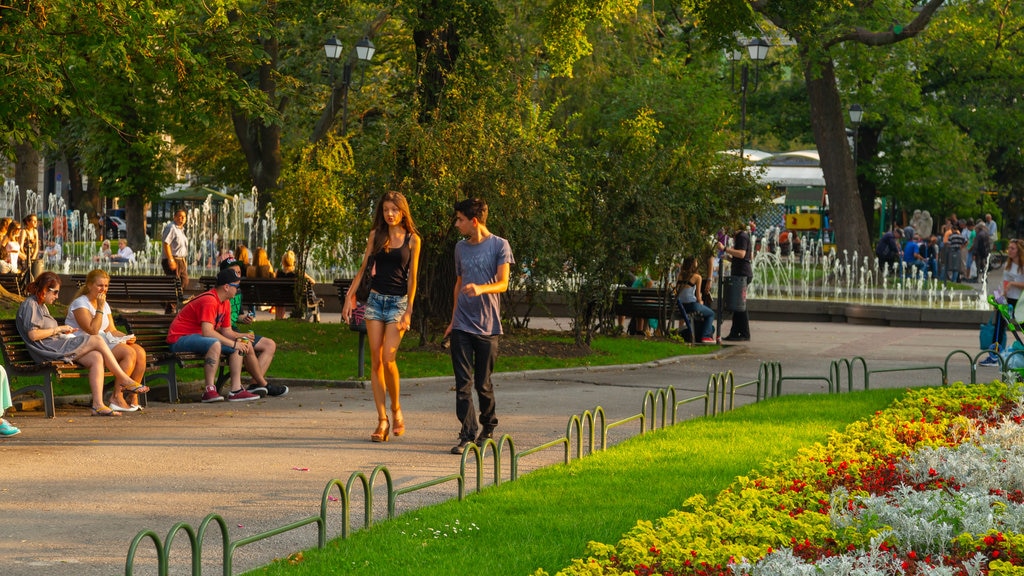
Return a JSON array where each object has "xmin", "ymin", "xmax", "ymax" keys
[
  {"xmin": 119, "ymin": 382, "xmax": 150, "ymax": 395},
  {"xmin": 91, "ymin": 407, "xmax": 122, "ymax": 417},
  {"xmin": 109, "ymin": 403, "xmax": 139, "ymax": 413}
]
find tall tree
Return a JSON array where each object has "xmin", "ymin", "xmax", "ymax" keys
[{"xmin": 696, "ymin": 0, "xmax": 948, "ymax": 256}]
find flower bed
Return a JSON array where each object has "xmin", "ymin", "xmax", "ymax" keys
[{"xmin": 539, "ymin": 382, "xmax": 1024, "ymax": 576}]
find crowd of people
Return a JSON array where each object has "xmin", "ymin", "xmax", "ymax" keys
[
  {"xmin": 0, "ymin": 214, "xmax": 42, "ymax": 278},
  {"xmin": 1, "ymin": 195, "xmax": 515, "ymax": 457},
  {"xmin": 876, "ymin": 211, "xmax": 998, "ymax": 282}
]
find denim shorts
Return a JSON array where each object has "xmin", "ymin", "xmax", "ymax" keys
[{"xmin": 363, "ymin": 292, "xmax": 408, "ymax": 324}]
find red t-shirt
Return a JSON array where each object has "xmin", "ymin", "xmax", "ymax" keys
[{"xmin": 167, "ymin": 289, "xmax": 231, "ymax": 343}]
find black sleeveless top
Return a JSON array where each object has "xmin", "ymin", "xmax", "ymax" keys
[{"xmin": 370, "ymin": 234, "xmax": 412, "ymax": 296}]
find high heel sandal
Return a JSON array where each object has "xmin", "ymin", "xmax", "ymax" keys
[
  {"xmin": 370, "ymin": 418, "xmax": 390, "ymax": 443},
  {"xmin": 391, "ymin": 410, "xmax": 405, "ymax": 437}
]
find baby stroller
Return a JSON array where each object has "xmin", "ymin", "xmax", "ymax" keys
[{"xmin": 987, "ymin": 294, "xmax": 1024, "ymax": 380}]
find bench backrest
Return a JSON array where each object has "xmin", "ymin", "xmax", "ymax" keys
[
  {"xmin": 0, "ymin": 271, "xmax": 27, "ymax": 296},
  {"xmin": 333, "ymin": 278, "xmax": 353, "ymax": 301},
  {"xmin": 0, "ymin": 318, "xmax": 39, "ymax": 370},
  {"xmin": 197, "ymin": 277, "xmax": 317, "ymax": 308},
  {"xmin": 69, "ymin": 274, "xmax": 182, "ymax": 308},
  {"xmin": 613, "ymin": 287, "xmax": 676, "ymax": 315},
  {"xmin": 117, "ymin": 313, "xmax": 176, "ymax": 359}
]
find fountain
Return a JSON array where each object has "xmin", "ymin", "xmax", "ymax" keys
[
  {"xmin": 1, "ymin": 181, "xmax": 358, "ymax": 283},
  {"xmin": 739, "ymin": 227, "xmax": 989, "ymax": 328}
]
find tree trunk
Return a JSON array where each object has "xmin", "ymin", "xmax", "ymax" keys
[
  {"xmin": 803, "ymin": 56, "xmax": 872, "ymax": 257},
  {"xmin": 124, "ymin": 195, "xmax": 147, "ymax": 251},
  {"xmin": 14, "ymin": 141, "xmax": 40, "ymax": 217}
]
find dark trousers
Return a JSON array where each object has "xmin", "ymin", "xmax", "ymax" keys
[
  {"xmin": 450, "ymin": 330, "xmax": 499, "ymax": 441},
  {"xmin": 728, "ymin": 310, "xmax": 750, "ymax": 338}
]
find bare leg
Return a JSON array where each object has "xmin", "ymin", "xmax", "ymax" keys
[
  {"xmin": 366, "ymin": 319, "xmax": 389, "ymax": 441},
  {"xmin": 381, "ymin": 322, "xmax": 405, "ymax": 435},
  {"xmin": 72, "ymin": 334, "xmax": 143, "ymax": 390},
  {"xmin": 366, "ymin": 320, "xmax": 388, "ymax": 422},
  {"xmin": 109, "ymin": 345, "xmax": 136, "ymax": 409},
  {"xmin": 75, "ymin": 350, "xmax": 118, "ymax": 414},
  {"xmin": 255, "ymin": 337, "xmax": 275, "ymax": 378},
  {"xmin": 203, "ymin": 341, "xmax": 222, "ymax": 391},
  {"xmin": 226, "ymin": 348, "xmax": 245, "ymax": 392},
  {"xmin": 125, "ymin": 343, "xmax": 147, "ymax": 408}
]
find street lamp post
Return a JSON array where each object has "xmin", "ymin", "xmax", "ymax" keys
[
  {"xmin": 716, "ymin": 37, "xmax": 770, "ymax": 342},
  {"xmin": 323, "ymin": 34, "xmax": 376, "ymax": 133}
]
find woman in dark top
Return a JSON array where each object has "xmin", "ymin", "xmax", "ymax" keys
[
  {"xmin": 15, "ymin": 272, "xmax": 149, "ymax": 416},
  {"xmin": 342, "ymin": 192, "xmax": 421, "ymax": 442}
]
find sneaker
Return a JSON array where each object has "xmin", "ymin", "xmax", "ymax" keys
[
  {"xmin": 201, "ymin": 389, "xmax": 225, "ymax": 403},
  {"xmin": 265, "ymin": 383, "xmax": 289, "ymax": 397},
  {"xmin": 701, "ymin": 337, "xmax": 716, "ymax": 343},
  {"xmin": 246, "ymin": 382, "xmax": 269, "ymax": 397},
  {"xmin": 978, "ymin": 356, "xmax": 1000, "ymax": 368},
  {"xmin": 475, "ymin": 430, "xmax": 494, "ymax": 445},
  {"xmin": 227, "ymin": 388, "xmax": 260, "ymax": 402},
  {"xmin": 0, "ymin": 419, "xmax": 21, "ymax": 437},
  {"xmin": 450, "ymin": 438, "xmax": 471, "ymax": 455}
]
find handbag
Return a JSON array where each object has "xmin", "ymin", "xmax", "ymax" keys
[
  {"xmin": 355, "ymin": 256, "xmax": 373, "ymax": 303},
  {"xmin": 980, "ymin": 312, "xmax": 1006, "ymax": 351}
]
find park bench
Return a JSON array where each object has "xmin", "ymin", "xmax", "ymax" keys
[
  {"xmin": 611, "ymin": 287, "xmax": 680, "ymax": 338},
  {"xmin": 69, "ymin": 274, "xmax": 183, "ymax": 310},
  {"xmin": 0, "ymin": 318, "xmax": 116, "ymax": 418},
  {"xmin": 333, "ymin": 278, "xmax": 368, "ymax": 379},
  {"xmin": 0, "ymin": 270, "xmax": 27, "ymax": 296},
  {"xmin": 198, "ymin": 277, "xmax": 323, "ymax": 322},
  {"xmin": 117, "ymin": 313, "xmax": 229, "ymax": 404}
]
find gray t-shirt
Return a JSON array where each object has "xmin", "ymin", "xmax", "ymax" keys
[{"xmin": 452, "ymin": 235, "xmax": 514, "ymax": 336}]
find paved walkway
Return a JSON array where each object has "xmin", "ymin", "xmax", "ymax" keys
[{"xmin": 0, "ymin": 318, "xmax": 990, "ymax": 576}]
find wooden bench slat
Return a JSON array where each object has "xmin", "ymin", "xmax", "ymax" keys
[
  {"xmin": 198, "ymin": 277, "xmax": 322, "ymax": 322},
  {"xmin": 69, "ymin": 274, "xmax": 182, "ymax": 309}
]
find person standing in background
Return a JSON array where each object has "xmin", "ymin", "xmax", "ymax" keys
[
  {"xmin": 986, "ymin": 213, "xmax": 998, "ymax": 241},
  {"xmin": 161, "ymin": 209, "xmax": 189, "ymax": 289},
  {"xmin": 19, "ymin": 214, "xmax": 41, "ymax": 281},
  {"xmin": 721, "ymin": 225, "xmax": 753, "ymax": 342}
]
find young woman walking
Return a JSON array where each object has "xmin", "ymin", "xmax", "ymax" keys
[{"xmin": 342, "ymin": 192, "xmax": 421, "ymax": 442}]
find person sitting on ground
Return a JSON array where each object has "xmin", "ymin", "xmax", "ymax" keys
[
  {"xmin": 902, "ymin": 233, "xmax": 926, "ymax": 277},
  {"xmin": 675, "ymin": 257, "xmax": 716, "ymax": 343},
  {"xmin": 16, "ymin": 271, "xmax": 149, "ymax": 416},
  {"xmin": 1, "ymin": 366, "xmax": 21, "ymax": 437},
  {"xmin": 93, "ymin": 239, "xmax": 112, "ymax": 262},
  {"xmin": 217, "ymin": 258, "xmax": 285, "ymax": 396},
  {"xmin": 65, "ymin": 269, "xmax": 148, "ymax": 412},
  {"xmin": 110, "ymin": 238, "xmax": 135, "ymax": 264},
  {"xmin": 167, "ymin": 268, "xmax": 282, "ymax": 402},
  {"xmin": 275, "ymin": 250, "xmax": 316, "ymax": 319},
  {"xmin": 875, "ymin": 227, "xmax": 903, "ymax": 273},
  {"xmin": 44, "ymin": 239, "xmax": 62, "ymax": 263}
]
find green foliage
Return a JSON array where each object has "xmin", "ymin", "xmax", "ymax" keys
[
  {"xmin": 274, "ymin": 138, "xmax": 355, "ymax": 306},
  {"xmin": 243, "ymin": 383, "xmax": 905, "ymax": 576}
]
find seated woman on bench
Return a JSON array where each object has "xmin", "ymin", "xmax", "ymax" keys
[
  {"xmin": 676, "ymin": 257, "xmax": 716, "ymax": 343},
  {"xmin": 15, "ymin": 271, "xmax": 149, "ymax": 417},
  {"xmin": 65, "ymin": 269, "xmax": 148, "ymax": 412}
]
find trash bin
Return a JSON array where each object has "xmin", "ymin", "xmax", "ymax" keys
[{"xmin": 723, "ymin": 275, "xmax": 747, "ymax": 312}]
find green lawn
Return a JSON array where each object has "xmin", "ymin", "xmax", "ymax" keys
[
  {"xmin": 0, "ymin": 300, "xmax": 710, "ymax": 396},
  {"xmin": 244, "ymin": 389, "xmax": 909, "ymax": 576}
]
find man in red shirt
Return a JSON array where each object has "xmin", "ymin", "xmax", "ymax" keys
[{"xmin": 167, "ymin": 268, "xmax": 261, "ymax": 403}]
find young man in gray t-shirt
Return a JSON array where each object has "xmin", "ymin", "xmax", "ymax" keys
[{"xmin": 444, "ymin": 198, "xmax": 514, "ymax": 455}]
